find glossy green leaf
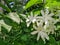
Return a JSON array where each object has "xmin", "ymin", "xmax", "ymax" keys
[
  {"xmin": 45, "ymin": 0, "xmax": 60, "ymax": 9},
  {"xmin": 25, "ymin": 0, "xmax": 42, "ymax": 9}
]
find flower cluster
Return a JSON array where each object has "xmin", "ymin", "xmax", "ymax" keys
[
  {"xmin": 21, "ymin": 9, "xmax": 59, "ymax": 43},
  {"xmin": 0, "ymin": 8, "xmax": 59, "ymax": 43}
]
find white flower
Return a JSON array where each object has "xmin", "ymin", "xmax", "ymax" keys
[
  {"xmin": 0, "ymin": 19, "xmax": 12, "ymax": 32},
  {"xmin": 40, "ymin": 9, "xmax": 56, "ymax": 34},
  {"xmin": 26, "ymin": 12, "xmax": 40, "ymax": 27},
  {"xmin": 41, "ymin": 9, "xmax": 56, "ymax": 24},
  {"xmin": 20, "ymin": 12, "xmax": 41, "ymax": 27},
  {"xmin": 31, "ymin": 31, "xmax": 49, "ymax": 43},
  {"xmin": 36, "ymin": 19, "xmax": 44, "ymax": 26},
  {"xmin": 7, "ymin": 12, "xmax": 20, "ymax": 24},
  {"xmin": 44, "ymin": 22, "xmax": 56, "ymax": 34},
  {"xmin": 31, "ymin": 9, "xmax": 57, "ymax": 43},
  {"xmin": 31, "ymin": 24, "xmax": 49, "ymax": 43}
]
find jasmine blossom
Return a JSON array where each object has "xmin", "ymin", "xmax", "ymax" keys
[
  {"xmin": 26, "ymin": 12, "xmax": 40, "ymax": 27},
  {"xmin": 41, "ymin": 9, "xmax": 55, "ymax": 24},
  {"xmin": 31, "ymin": 9, "xmax": 56, "ymax": 43},
  {"xmin": 31, "ymin": 24, "xmax": 49, "ymax": 43},
  {"xmin": 44, "ymin": 22, "xmax": 56, "ymax": 34}
]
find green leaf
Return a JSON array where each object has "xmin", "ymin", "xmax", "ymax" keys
[
  {"xmin": 33, "ymin": 9, "xmax": 40, "ymax": 15},
  {"xmin": 45, "ymin": 0, "xmax": 60, "ymax": 9},
  {"xmin": 21, "ymin": 35, "xmax": 28, "ymax": 41},
  {"xmin": 25, "ymin": 0, "xmax": 42, "ymax": 9},
  {"xmin": 49, "ymin": 35, "xmax": 57, "ymax": 45},
  {"xmin": 56, "ymin": 41, "xmax": 60, "ymax": 45},
  {"xmin": 0, "ymin": 39, "xmax": 6, "ymax": 45},
  {"xmin": 36, "ymin": 40, "xmax": 45, "ymax": 45}
]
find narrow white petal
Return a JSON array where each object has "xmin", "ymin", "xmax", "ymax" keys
[
  {"xmin": 37, "ymin": 32, "xmax": 41, "ymax": 41},
  {"xmin": 33, "ymin": 25, "xmax": 37, "ymax": 30},
  {"xmin": 27, "ymin": 21, "xmax": 31, "ymax": 27},
  {"xmin": 41, "ymin": 10, "xmax": 45, "ymax": 16},
  {"xmin": 40, "ymin": 31, "xmax": 46, "ymax": 43},
  {"xmin": 44, "ymin": 33, "xmax": 49, "ymax": 40},
  {"xmin": 26, "ymin": 19, "xmax": 29, "ymax": 22},
  {"xmin": 49, "ymin": 13, "xmax": 54, "ymax": 17},
  {"xmin": 31, "ymin": 31, "xmax": 38, "ymax": 35},
  {"xmin": 41, "ymin": 35, "xmax": 46, "ymax": 43}
]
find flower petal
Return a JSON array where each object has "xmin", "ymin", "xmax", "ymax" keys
[
  {"xmin": 41, "ymin": 10, "xmax": 45, "ymax": 16},
  {"xmin": 37, "ymin": 32, "xmax": 41, "ymax": 41},
  {"xmin": 31, "ymin": 31, "xmax": 38, "ymax": 35},
  {"xmin": 27, "ymin": 21, "xmax": 31, "ymax": 27}
]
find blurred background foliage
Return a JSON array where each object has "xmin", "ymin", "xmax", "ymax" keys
[{"xmin": 0, "ymin": 0, "xmax": 60, "ymax": 45}]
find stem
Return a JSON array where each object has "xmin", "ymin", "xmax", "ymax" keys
[{"xmin": 42, "ymin": 0, "xmax": 46, "ymax": 11}]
